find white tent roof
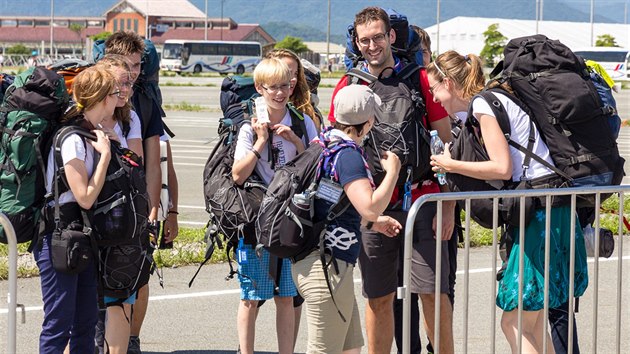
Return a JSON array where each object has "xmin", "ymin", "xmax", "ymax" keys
[
  {"xmin": 304, "ymin": 41, "xmax": 346, "ymax": 56},
  {"xmin": 425, "ymin": 16, "xmax": 630, "ymax": 55}
]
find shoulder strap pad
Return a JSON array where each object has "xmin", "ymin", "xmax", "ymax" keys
[{"xmin": 346, "ymin": 68, "xmax": 377, "ymax": 85}]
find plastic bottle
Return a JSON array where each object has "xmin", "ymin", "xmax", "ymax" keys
[{"xmin": 430, "ymin": 130, "xmax": 447, "ymax": 185}]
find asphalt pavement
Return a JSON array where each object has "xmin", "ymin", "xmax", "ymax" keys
[{"xmin": 1, "ymin": 246, "xmax": 629, "ymax": 353}]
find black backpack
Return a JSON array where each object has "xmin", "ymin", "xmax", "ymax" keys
[
  {"xmin": 489, "ymin": 35, "xmax": 625, "ymax": 206},
  {"xmin": 256, "ymin": 139, "xmax": 352, "ymax": 261},
  {"xmin": 51, "ymin": 125, "xmax": 152, "ymax": 299},
  {"xmin": 192, "ymin": 76, "xmax": 309, "ymax": 286},
  {"xmin": 346, "ymin": 63, "xmax": 431, "ymax": 187},
  {"xmin": 448, "ymin": 89, "xmax": 564, "ymax": 229}
]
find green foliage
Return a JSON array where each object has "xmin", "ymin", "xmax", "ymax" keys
[
  {"xmin": 89, "ymin": 31, "xmax": 112, "ymax": 41},
  {"xmin": 6, "ymin": 44, "xmax": 31, "ymax": 55},
  {"xmin": 595, "ymin": 34, "xmax": 619, "ymax": 47},
  {"xmin": 263, "ymin": 21, "xmax": 345, "ymax": 44},
  {"xmin": 69, "ymin": 23, "xmax": 84, "ymax": 35},
  {"xmin": 275, "ymin": 36, "xmax": 309, "ymax": 54},
  {"xmin": 479, "ymin": 23, "xmax": 507, "ymax": 68}
]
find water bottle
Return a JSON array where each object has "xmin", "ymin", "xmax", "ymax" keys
[{"xmin": 430, "ymin": 130, "xmax": 447, "ymax": 185}]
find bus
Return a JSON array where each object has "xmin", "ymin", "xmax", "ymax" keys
[
  {"xmin": 573, "ymin": 47, "xmax": 630, "ymax": 82},
  {"xmin": 160, "ymin": 40, "xmax": 262, "ymax": 74}
]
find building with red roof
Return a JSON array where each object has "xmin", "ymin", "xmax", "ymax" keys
[{"xmin": 0, "ymin": 0, "xmax": 274, "ymax": 56}]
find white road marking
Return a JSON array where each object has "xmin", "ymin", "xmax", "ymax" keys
[{"xmin": 2, "ymin": 256, "xmax": 628, "ymax": 314}]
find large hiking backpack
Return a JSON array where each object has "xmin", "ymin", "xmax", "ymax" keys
[
  {"xmin": 51, "ymin": 125, "xmax": 152, "ymax": 299},
  {"xmin": 0, "ymin": 72, "xmax": 14, "ymax": 103},
  {"xmin": 346, "ymin": 63, "xmax": 431, "ymax": 187},
  {"xmin": 0, "ymin": 67, "xmax": 69, "ymax": 244},
  {"xmin": 47, "ymin": 59, "xmax": 93, "ymax": 96},
  {"xmin": 489, "ymin": 35, "xmax": 625, "ymax": 206},
  {"xmin": 256, "ymin": 136, "xmax": 353, "ymax": 261},
  {"xmin": 344, "ymin": 8, "xmax": 423, "ymax": 70},
  {"xmin": 203, "ymin": 76, "xmax": 309, "ymax": 248},
  {"xmin": 585, "ymin": 64, "xmax": 622, "ymax": 139}
]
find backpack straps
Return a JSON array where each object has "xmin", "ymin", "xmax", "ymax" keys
[
  {"xmin": 477, "ymin": 89, "xmax": 573, "ymax": 182},
  {"xmin": 287, "ymin": 103, "xmax": 310, "ymax": 149}
]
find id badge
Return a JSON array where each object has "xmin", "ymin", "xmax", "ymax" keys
[
  {"xmin": 316, "ymin": 178, "xmax": 343, "ymax": 204},
  {"xmin": 237, "ymin": 238, "xmax": 248, "ymax": 265}
]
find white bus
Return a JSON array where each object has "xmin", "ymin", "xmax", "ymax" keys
[
  {"xmin": 573, "ymin": 47, "xmax": 630, "ymax": 82},
  {"xmin": 160, "ymin": 40, "xmax": 262, "ymax": 74}
]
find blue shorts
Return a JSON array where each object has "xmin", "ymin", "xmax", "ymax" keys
[
  {"xmin": 104, "ymin": 292, "xmax": 136, "ymax": 306},
  {"xmin": 237, "ymin": 245, "xmax": 297, "ymax": 300}
]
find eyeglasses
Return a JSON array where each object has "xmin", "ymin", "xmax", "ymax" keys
[
  {"xmin": 357, "ymin": 33, "xmax": 388, "ymax": 47},
  {"xmin": 262, "ymin": 83, "xmax": 291, "ymax": 94},
  {"xmin": 109, "ymin": 90, "xmax": 122, "ymax": 98},
  {"xmin": 429, "ymin": 81, "xmax": 443, "ymax": 96}
]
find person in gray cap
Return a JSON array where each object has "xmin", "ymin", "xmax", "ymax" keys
[{"xmin": 291, "ymin": 84, "xmax": 402, "ymax": 353}]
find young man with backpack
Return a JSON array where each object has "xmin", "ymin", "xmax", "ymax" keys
[
  {"xmin": 329, "ymin": 7, "xmax": 455, "ymax": 353},
  {"xmin": 232, "ymin": 58, "xmax": 318, "ymax": 354},
  {"xmin": 97, "ymin": 31, "xmax": 177, "ymax": 354}
]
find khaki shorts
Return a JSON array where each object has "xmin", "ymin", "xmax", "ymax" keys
[
  {"xmin": 292, "ymin": 251, "xmax": 364, "ymax": 353},
  {"xmin": 358, "ymin": 202, "xmax": 451, "ymax": 298}
]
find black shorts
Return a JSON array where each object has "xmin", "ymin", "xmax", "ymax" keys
[{"xmin": 358, "ymin": 202, "xmax": 451, "ymax": 298}]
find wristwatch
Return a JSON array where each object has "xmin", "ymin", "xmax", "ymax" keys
[{"xmin": 366, "ymin": 221, "xmax": 374, "ymax": 230}]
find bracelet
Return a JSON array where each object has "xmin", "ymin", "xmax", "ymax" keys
[
  {"xmin": 250, "ymin": 148, "xmax": 261, "ymax": 159},
  {"xmin": 168, "ymin": 210, "xmax": 179, "ymax": 215},
  {"xmin": 366, "ymin": 221, "xmax": 374, "ymax": 230}
]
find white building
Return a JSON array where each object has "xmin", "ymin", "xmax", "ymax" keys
[{"xmin": 425, "ymin": 16, "xmax": 630, "ymax": 55}]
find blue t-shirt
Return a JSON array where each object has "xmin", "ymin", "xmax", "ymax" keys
[{"xmin": 315, "ymin": 148, "xmax": 368, "ymax": 265}]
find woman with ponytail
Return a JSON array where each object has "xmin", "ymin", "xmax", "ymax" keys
[{"xmin": 427, "ymin": 50, "xmax": 588, "ymax": 353}]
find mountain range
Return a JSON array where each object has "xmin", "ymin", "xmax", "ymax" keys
[{"xmin": 1, "ymin": 0, "xmax": 628, "ymax": 43}]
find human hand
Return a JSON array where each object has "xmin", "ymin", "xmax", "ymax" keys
[
  {"xmin": 90, "ymin": 130, "xmax": 111, "ymax": 156},
  {"xmin": 430, "ymin": 142, "xmax": 452, "ymax": 173},
  {"xmin": 98, "ymin": 125, "xmax": 120, "ymax": 143},
  {"xmin": 431, "ymin": 202, "xmax": 455, "ymax": 240},
  {"xmin": 163, "ymin": 212, "xmax": 179, "ymax": 243},
  {"xmin": 272, "ymin": 124, "xmax": 301, "ymax": 145},
  {"xmin": 371, "ymin": 215, "xmax": 403, "ymax": 238},
  {"xmin": 251, "ymin": 116, "xmax": 269, "ymax": 142},
  {"xmin": 380, "ymin": 151, "xmax": 401, "ymax": 175}
]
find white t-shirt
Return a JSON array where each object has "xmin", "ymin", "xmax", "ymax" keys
[
  {"xmin": 234, "ymin": 110, "xmax": 318, "ymax": 184},
  {"xmin": 113, "ymin": 110, "xmax": 142, "ymax": 148},
  {"xmin": 472, "ymin": 92, "xmax": 555, "ymax": 181},
  {"xmin": 46, "ymin": 133, "xmax": 96, "ymax": 205}
]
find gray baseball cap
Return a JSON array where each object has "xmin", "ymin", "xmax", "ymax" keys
[{"xmin": 333, "ymin": 85, "xmax": 381, "ymax": 125}]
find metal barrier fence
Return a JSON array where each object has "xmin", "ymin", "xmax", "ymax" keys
[
  {"xmin": 400, "ymin": 185, "xmax": 630, "ymax": 354},
  {"xmin": 1, "ymin": 212, "xmax": 22, "ymax": 354}
]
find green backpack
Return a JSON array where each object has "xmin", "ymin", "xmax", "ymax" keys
[{"xmin": 0, "ymin": 67, "xmax": 69, "ymax": 245}]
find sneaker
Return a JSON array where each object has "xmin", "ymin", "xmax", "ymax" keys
[{"xmin": 127, "ymin": 336, "xmax": 141, "ymax": 354}]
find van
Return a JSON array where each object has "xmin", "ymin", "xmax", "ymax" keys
[{"xmin": 573, "ymin": 47, "xmax": 630, "ymax": 82}]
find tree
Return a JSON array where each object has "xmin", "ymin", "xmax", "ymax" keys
[
  {"xmin": 274, "ymin": 36, "xmax": 308, "ymax": 54},
  {"xmin": 479, "ymin": 23, "xmax": 507, "ymax": 68},
  {"xmin": 595, "ymin": 34, "xmax": 619, "ymax": 47},
  {"xmin": 90, "ymin": 31, "xmax": 112, "ymax": 41},
  {"xmin": 6, "ymin": 44, "xmax": 30, "ymax": 55},
  {"xmin": 69, "ymin": 23, "xmax": 85, "ymax": 57}
]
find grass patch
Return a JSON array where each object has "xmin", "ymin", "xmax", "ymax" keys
[
  {"xmin": 161, "ymin": 81, "xmax": 216, "ymax": 87},
  {"xmin": 162, "ymin": 101, "xmax": 205, "ymax": 112}
]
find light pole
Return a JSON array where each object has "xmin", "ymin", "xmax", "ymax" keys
[
  {"xmin": 436, "ymin": 0, "xmax": 441, "ymax": 55},
  {"xmin": 220, "ymin": 0, "xmax": 225, "ymax": 40},
  {"xmin": 326, "ymin": 0, "xmax": 330, "ymax": 71},
  {"xmin": 205, "ymin": 0, "xmax": 208, "ymax": 40},
  {"xmin": 50, "ymin": 0, "xmax": 54, "ymax": 56},
  {"xmin": 590, "ymin": 0, "xmax": 595, "ymax": 46}
]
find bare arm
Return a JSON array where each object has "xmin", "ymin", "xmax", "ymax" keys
[
  {"xmin": 431, "ymin": 113, "xmax": 512, "ymax": 181},
  {"xmin": 65, "ymin": 131, "xmax": 111, "ymax": 209},
  {"xmin": 163, "ymin": 141, "xmax": 179, "ymax": 242},
  {"xmin": 127, "ymin": 138, "xmax": 144, "ymax": 160},
  {"xmin": 143, "ymin": 135, "xmax": 162, "ymax": 221},
  {"xmin": 232, "ymin": 120, "xmax": 269, "ymax": 185},
  {"xmin": 344, "ymin": 151, "xmax": 400, "ymax": 223}
]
